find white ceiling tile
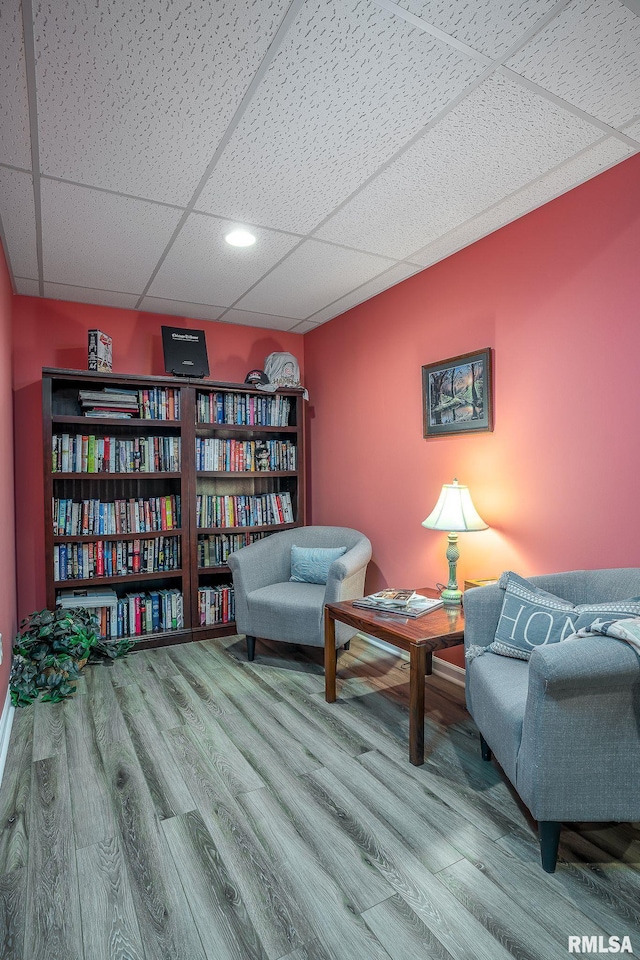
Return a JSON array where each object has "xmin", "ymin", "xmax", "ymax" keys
[
  {"xmin": 41, "ymin": 180, "xmax": 182, "ymax": 290},
  {"xmin": 0, "ymin": 0, "xmax": 32, "ymax": 167},
  {"xmin": 506, "ymin": 0, "xmax": 640, "ymax": 127},
  {"xmin": 0, "ymin": 167, "xmax": 38, "ymax": 277},
  {"xmin": 316, "ymin": 73, "xmax": 603, "ymax": 259},
  {"xmin": 196, "ymin": 0, "xmax": 485, "ymax": 233},
  {"xmin": 394, "ymin": 0, "xmax": 560, "ymax": 59},
  {"xmin": 14, "ymin": 277, "xmax": 40, "ymax": 295},
  {"xmin": 622, "ymin": 118, "xmax": 640, "ymax": 141},
  {"xmin": 304, "ymin": 262, "xmax": 421, "ymax": 324},
  {"xmin": 42, "ymin": 283, "xmax": 140, "ymax": 309},
  {"xmin": 139, "ymin": 298, "xmax": 226, "ymax": 322},
  {"xmin": 235, "ymin": 240, "xmax": 398, "ymax": 319},
  {"xmin": 288, "ymin": 320, "xmax": 321, "ymax": 333},
  {"xmin": 409, "ymin": 137, "xmax": 635, "ymax": 267},
  {"xmin": 220, "ymin": 309, "xmax": 300, "ymax": 331},
  {"xmin": 34, "ymin": 0, "xmax": 292, "ymax": 204},
  {"xmin": 148, "ymin": 213, "xmax": 301, "ymax": 307}
]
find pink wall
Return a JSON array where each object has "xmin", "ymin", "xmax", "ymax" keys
[
  {"xmin": 12, "ymin": 297, "xmax": 304, "ymax": 617},
  {"xmin": 305, "ymin": 153, "xmax": 640, "ymax": 666},
  {"xmin": 0, "ymin": 245, "xmax": 17, "ymax": 704}
]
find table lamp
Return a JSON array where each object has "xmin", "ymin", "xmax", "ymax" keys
[{"xmin": 422, "ymin": 478, "xmax": 488, "ymax": 605}]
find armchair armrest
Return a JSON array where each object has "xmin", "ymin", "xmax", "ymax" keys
[
  {"xmin": 462, "ymin": 583, "xmax": 504, "ymax": 651},
  {"xmin": 228, "ymin": 536, "xmax": 291, "ymax": 634},
  {"xmin": 517, "ymin": 637, "xmax": 640, "ymax": 821},
  {"xmin": 228, "ymin": 535, "xmax": 290, "ymax": 591},
  {"xmin": 324, "ymin": 537, "xmax": 372, "ymax": 604},
  {"xmin": 528, "ymin": 635, "xmax": 640, "ymax": 694}
]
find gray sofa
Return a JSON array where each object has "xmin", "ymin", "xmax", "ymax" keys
[
  {"xmin": 228, "ymin": 525, "xmax": 372, "ymax": 661},
  {"xmin": 463, "ymin": 568, "xmax": 640, "ymax": 872}
]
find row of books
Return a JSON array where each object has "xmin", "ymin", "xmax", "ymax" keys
[
  {"xmin": 195, "ymin": 438, "xmax": 297, "ymax": 472},
  {"xmin": 197, "ymin": 391, "xmax": 292, "ymax": 426},
  {"xmin": 197, "ymin": 532, "xmax": 266, "ymax": 567},
  {"xmin": 198, "ymin": 584, "xmax": 235, "ymax": 625},
  {"xmin": 53, "ymin": 537, "xmax": 181, "ymax": 581},
  {"xmin": 52, "ymin": 495, "xmax": 181, "ymax": 536},
  {"xmin": 52, "ymin": 434, "xmax": 181, "ymax": 473},
  {"xmin": 58, "ymin": 587, "xmax": 184, "ymax": 637},
  {"xmin": 139, "ymin": 387, "xmax": 181, "ymax": 420},
  {"xmin": 79, "ymin": 386, "xmax": 181, "ymax": 420},
  {"xmin": 196, "ymin": 492, "xmax": 294, "ymax": 528}
]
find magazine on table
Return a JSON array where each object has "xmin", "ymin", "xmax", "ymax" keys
[{"xmin": 352, "ymin": 589, "xmax": 443, "ymax": 618}]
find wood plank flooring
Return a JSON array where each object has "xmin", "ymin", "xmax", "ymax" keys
[{"xmin": 0, "ymin": 634, "xmax": 639, "ymax": 960}]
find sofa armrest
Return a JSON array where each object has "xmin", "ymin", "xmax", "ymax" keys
[
  {"xmin": 517, "ymin": 637, "xmax": 640, "ymax": 821},
  {"xmin": 462, "ymin": 583, "xmax": 505, "ymax": 651}
]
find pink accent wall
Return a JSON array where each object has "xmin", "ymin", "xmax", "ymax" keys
[
  {"xmin": 304, "ymin": 153, "xmax": 640, "ymax": 667},
  {"xmin": 0, "ymin": 245, "xmax": 17, "ymax": 704},
  {"xmin": 12, "ymin": 297, "xmax": 303, "ymax": 618}
]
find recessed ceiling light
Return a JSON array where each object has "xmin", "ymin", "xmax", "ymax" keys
[{"xmin": 225, "ymin": 229, "xmax": 256, "ymax": 247}]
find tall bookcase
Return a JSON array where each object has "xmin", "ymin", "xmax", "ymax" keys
[{"xmin": 43, "ymin": 368, "xmax": 306, "ymax": 649}]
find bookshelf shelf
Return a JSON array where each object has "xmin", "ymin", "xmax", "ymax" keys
[
  {"xmin": 54, "ymin": 569, "xmax": 183, "ymax": 587},
  {"xmin": 43, "ymin": 368, "xmax": 306, "ymax": 647},
  {"xmin": 196, "ymin": 522, "xmax": 300, "ymax": 535},
  {"xmin": 195, "ymin": 424, "xmax": 297, "ymax": 436},
  {"xmin": 52, "ymin": 472, "xmax": 183, "ymax": 480},
  {"xmin": 53, "ymin": 529, "xmax": 183, "ymax": 543},
  {"xmin": 52, "ymin": 415, "xmax": 183, "ymax": 428},
  {"xmin": 195, "ymin": 470, "xmax": 297, "ymax": 479}
]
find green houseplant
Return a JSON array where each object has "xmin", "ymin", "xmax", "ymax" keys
[{"xmin": 10, "ymin": 606, "xmax": 133, "ymax": 707}]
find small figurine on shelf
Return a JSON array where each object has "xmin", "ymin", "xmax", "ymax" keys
[{"xmin": 255, "ymin": 442, "xmax": 270, "ymax": 471}]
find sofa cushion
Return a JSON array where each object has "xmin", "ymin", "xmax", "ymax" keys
[
  {"xmin": 290, "ymin": 545, "xmax": 347, "ymax": 584},
  {"xmin": 490, "ymin": 571, "xmax": 640, "ymax": 660},
  {"xmin": 467, "ymin": 652, "xmax": 529, "ymax": 785}
]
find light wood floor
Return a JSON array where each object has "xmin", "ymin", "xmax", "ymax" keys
[{"xmin": 0, "ymin": 634, "xmax": 639, "ymax": 960}]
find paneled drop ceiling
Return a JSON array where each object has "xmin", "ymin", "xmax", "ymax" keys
[{"xmin": 1, "ymin": 0, "xmax": 639, "ymax": 333}]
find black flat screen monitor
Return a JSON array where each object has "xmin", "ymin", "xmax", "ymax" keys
[{"xmin": 162, "ymin": 326, "xmax": 210, "ymax": 378}]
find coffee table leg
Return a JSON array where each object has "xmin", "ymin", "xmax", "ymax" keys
[
  {"xmin": 324, "ymin": 607, "xmax": 337, "ymax": 703},
  {"xmin": 409, "ymin": 645, "xmax": 426, "ymax": 765}
]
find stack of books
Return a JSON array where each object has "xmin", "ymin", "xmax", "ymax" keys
[
  {"xmin": 57, "ymin": 587, "xmax": 118, "ymax": 639},
  {"xmin": 79, "ymin": 387, "xmax": 140, "ymax": 418},
  {"xmin": 352, "ymin": 589, "xmax": 444, "ymax": 618}
]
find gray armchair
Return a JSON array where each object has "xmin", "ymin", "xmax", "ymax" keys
[
  {"xmin": 227, "ymin": 525, "xmax": 372, "ymax": 662},
  {"xmin": 463, "ymin": 569, "xmax": 640, "ymax": 872}
]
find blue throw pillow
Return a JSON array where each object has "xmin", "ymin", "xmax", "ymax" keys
[
  {"xmin": 490, "ymin": 571, "xmax": 640, "ymax": 660},
  {"xmin": 290, "ymin": 545, "xmax": 347, "ymax": 585}
]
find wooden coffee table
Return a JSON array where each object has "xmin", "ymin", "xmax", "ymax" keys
[{"xmin": 324, "ymin": 588, "xmax": 464, "ymax": 765}]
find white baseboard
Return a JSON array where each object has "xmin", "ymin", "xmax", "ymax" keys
[
  {"xmin": 358, "ymin": 633, "xmax": 466, "ymax": 688},
  {"xmin": 0, "ymin": 689, "xmax": 15, "ymax": 789}
]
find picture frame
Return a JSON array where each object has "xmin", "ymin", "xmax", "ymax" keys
[{"xmin": 422, "ymin": 348, "xmax": 493, "ymax": 438}]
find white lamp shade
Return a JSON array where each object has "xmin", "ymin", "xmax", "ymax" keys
[{"xmin": 422, "ymin": 479, "xmax": 488, "ymax": 532}]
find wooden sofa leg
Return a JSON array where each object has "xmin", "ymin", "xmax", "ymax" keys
[
  {"xmin": 246, "ymin": 636, "xmax": 256, "ymax": 662},
  {"xmin": 480, "ymin": 734, "xmax": 492, "ymax": 761},
  {"xmin": 344, "ymin": 639, "xmax": 350, "ymax": 651},
  {"xmin": 539, "ymin": 821, "xmax": 561, "ymax": 873}
]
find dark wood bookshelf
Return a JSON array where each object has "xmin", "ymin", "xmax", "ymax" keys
[{"xmin": 43, "ymin": 368, "xmax": 306, "ymax": 648}]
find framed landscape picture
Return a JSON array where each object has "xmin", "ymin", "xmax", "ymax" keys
[{"xmin": 422, "ymin": 348, "xmax": 493, "ymax": 438}]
